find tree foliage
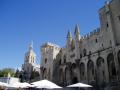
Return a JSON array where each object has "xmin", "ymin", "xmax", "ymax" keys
[{"xmin": 0, "ymin": 68, "xmax": 15, "ymax": 77}]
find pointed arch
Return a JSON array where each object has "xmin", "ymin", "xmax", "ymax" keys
[
  {"xmin": 71, "ymin": 63, "xmax": 77, "ymax": 69},
  {"xmin": 65, "ymin": 67, "xmax": 71, "ymax": 85},
  {"xmin": 59, "ymin": 69, "xmax": 64, "ymax": 84},
  {"xmin": 96, "ymin": 57, "xmax": 105, "ymax": 85},
  {"xmin": 71, "ymin": 63, "xmax": 78, "ymax": 84},
  {"xmin": 107, "ymin": 53, "xmax": 117, "ymax": 81},
  {"xmin": 87, "ymin": 60, "xmax": 94, "ymax": 83},
  {"xmin": 80, "ymin": 62, "xmax": 85, "ymax": 81}
]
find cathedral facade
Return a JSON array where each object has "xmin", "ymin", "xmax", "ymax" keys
[{"xmin": 40, "ymin": 0, "xmax": 120, "ymax": 89}]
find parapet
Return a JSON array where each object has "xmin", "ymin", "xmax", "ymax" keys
[
  {"xmin": 41, "ymin": 42, "xmax": 61, "ymax": 49},
  {"xmin": 81, "ymin": 28, "xmax": 101, "ymax": 40}
]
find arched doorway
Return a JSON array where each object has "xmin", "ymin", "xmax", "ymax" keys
[
  {"xmin": 80, "ymin": 63, "xmax": 85, "ymax": 81},
  {"xmin": 107, "ymin": 53, "xmax": 117, "ymax": 81},
  {"xmin": 87, "ymin": 60, "xmax": 94, "ymax": 83},
  {"xmin": 72, "ymin": 77, "xmax": 78, "ymax": 84},
  {"xmin": 43, "ymin": 68, "xmax": 47, "ymax": 79},
  {"xmin": 96, "ymin": 57, "xmax": 105, "ymax": 85},
  {"xmin": 65, "ymin": 67, "xmax": 71, "ymax": 85},
  {"xmin": 71, "ymin": 63, "xmax": 79, "ymax": 84},
  {"xmin": 59, "ymin": 69, "xmax": 64, "ymax": 85}
]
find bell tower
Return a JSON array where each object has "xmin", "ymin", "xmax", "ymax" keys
[
  {"xmin": 22, "ymin": 41, "xmax": 38, "ymax": 81},
  {"xmin": 24, "ymin": 41, "xmax": 36, "ymax": 64}
]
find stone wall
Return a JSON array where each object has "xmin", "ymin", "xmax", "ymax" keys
[{"xmin": 41, "ymin": 0, "xmax": 120, "ymax": 90}]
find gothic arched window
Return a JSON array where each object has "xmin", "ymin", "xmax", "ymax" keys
[
  {"xmin": 87, "ymin": 60, "xmax": 94, "ymax": 83},
  {"xmin": 107, "ymin": 53, "xmax": 117, "ymax": 81},
  {"xmin": 80, "ymin": 63, "xmax": 85, "ymax": 81},
  {"xmin": 83, "ymin": 49, "xmax": 87, "ymax": 56},
  {"xmin": 96, "ymin": 57, "xmax": 105, "ymax": 85}
]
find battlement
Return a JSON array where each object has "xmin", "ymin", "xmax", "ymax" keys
[
  {"xmin": 41, "ymin": 42, "xmax": 61, "ymax": 49},
  {"xmin": 81, "ymin": 28, "xmax": 101, "ymax": 40}
]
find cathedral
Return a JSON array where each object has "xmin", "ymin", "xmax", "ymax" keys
[
  {"xmin": 22, "ymin": 42, "xmax": 40, "ymax": 81},
  {"xmin": 40, "ymin": 0, "xmax": 120, "ymax": 90}
]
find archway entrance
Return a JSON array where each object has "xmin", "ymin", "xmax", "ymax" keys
[
  {"xmin": 96, "ymin": 57, "xmax": 105, "ymax": 86},
  {"xmin": 80, "ymin": 63, "xmax": 85, "ymax": 81},
  {"xmin": 71, "ymin": 63, "xmax": 79, "ymax": 84},
  {"xmin": 87, "ymin": 60, "xmax": 94, "ymax": 83},
  {"xmin": 72, "ymin": 77, "xmax": 78, "ymax": 84},
  {"xmin": 107, "ymin": 53, "xmax": 117, "ymax": 81},
  {"xmin": 65, "ymin": 68, "xmax": 71, "ymax": 85},
  {"xmin": 59, "ymin": 69, "xmax": 64, "ymax": 86}
]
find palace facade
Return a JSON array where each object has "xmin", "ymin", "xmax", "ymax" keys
[{"xmin": 40, "ymin": 0, "xmax": 120, "ymax": 90}]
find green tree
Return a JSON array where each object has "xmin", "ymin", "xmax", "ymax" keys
[{"xmin": 0, "ymin": 68, "xmax": 15, "ymax": 77}]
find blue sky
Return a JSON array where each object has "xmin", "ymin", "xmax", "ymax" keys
[{"xmin": 0, "ymin": 0, "xmax": 105, "ymax": 69}]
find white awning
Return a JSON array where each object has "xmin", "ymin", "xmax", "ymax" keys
[
  {"xmin": 31, "ymin": 79, "xmax": 62, "ymax": 89},
  {"xmin": 67, "ymin": 82, "xmax": 92, "ymax": 88}
]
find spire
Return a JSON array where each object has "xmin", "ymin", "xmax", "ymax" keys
[
  {"xmin": 74, "ymin": 24, "xmax": 80, "ymax": 36},
  {"xmin": 74, "ymin": 24, "xmax": 80, "ymax": 40},
  {"xmin": 67, "ymin": 30, "xmax": 72, "ymax": 38},
  {"xmin": 29, "ymin": 41, "xmax": 33, "ymax": 51}
]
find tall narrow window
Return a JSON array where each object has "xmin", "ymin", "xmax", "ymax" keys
[
  {"xmin": 83, "ymin": 49, "xmax": 87, "ymax": 56},
  {"xmin": 107, "ymin": 22, "xmax": 109, "ymax": 28},
  {"xmin": 95, "ymin": 39, "xmax": 98, "ymax": 43},
  {"xmin": 59, "ymin": 59, "xmax": 61, "ymax": 65},
  {"xmin": 102, "ymin": 43, "xmax": 103, "ymax": 47},
  {"xmin": 64, "ymin": 55, "xmax": 66, "ymax": 63},
  {"xmin": 80, "ymin": 54, "xmax": 82, "ymax": 58},
  {"xmin": 45, "ymin": 58, "xmax": 47, "ymax": 64}
]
